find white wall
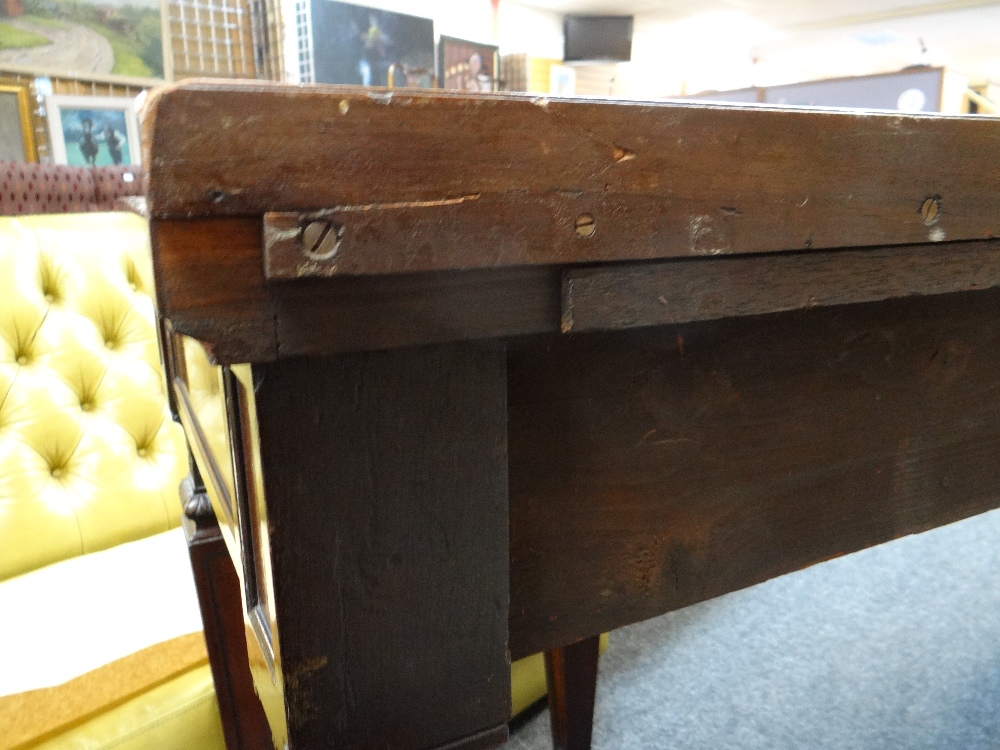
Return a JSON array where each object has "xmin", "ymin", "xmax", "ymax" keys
[
  {"xmin": 496, "ymin": 2, "xmax": 563, "ymax": 59},
  {"xmin": 280, "ymin": 1, "xmax": 988, "ymax": 101},
  {"xmin": 616, "ymin": 5, "xmax": 990, "ymax": 100},
  {"xmin": 615, "ymin": 9, "xmax": 781, "ymax": 99}
]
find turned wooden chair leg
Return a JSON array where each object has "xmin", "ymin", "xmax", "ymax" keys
[
  {"xmin": 544, "ymin": 635, "xmax": 601, "ymax": 750},
  {"xmin": 182, "ymin": 476, "xmax": 273, "ymax": 750}
]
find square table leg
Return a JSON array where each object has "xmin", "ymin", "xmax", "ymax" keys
[{"xmin": 250, "ymin": 342, "xmax": 512, "ymax": 749}]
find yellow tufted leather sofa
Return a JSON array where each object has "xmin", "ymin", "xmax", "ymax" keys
[
  {"xmin": 0, "ymin": 210, "xmax": 585, "ymax": 749},
  {"xmin": 0, "ymin": 212, "xmax": 226, "ymax": 749}
]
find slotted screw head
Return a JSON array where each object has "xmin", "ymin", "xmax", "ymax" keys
[
  {"xmin": 300, "ymin": 220, "xmax": 342, "ymax": 259},
  {"xmin": 920, "ymin": 197, "xmax": 941, "ymax": 226},
  {"xmin": 575, "ymin": 213, "xmax": 596, "ymax": 238}
]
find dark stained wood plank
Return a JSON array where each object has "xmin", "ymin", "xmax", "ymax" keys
[
  {"xmin": 545, "ymin": 636, "xmax": 601, "ymax": 750},
  {"xmin": 150, "ymin": 218, "xmax": 276, "ymax": 362},
  {"xmin": 151, "ymin": 217, "xmax": 561, "ymax": 363},
  {"xmin": 563, "ymin": 239, "xmax": 1000, "ymax": 333},
  {"xmin": 145, "ymin": 216, "xmax": 1000, "ymax": 364},
  {"xmin": 143, "ymin": 81, "xmax": 1000, "ymax": 275},
  {"xmin": 274, "ymin": 265, "xmax": 560, "ymax": 358},
  {"xmin": 508, "ymin": 290, "xmax": 1000, "ymax": 659},
  {"xmin": 252, "ymin": 343, "xmax": 511, "ymax": 749}
]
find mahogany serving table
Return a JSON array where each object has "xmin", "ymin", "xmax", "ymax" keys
[{"xmin": 143, "ymin": 81, "xmax": 1000, "ymax": 750}]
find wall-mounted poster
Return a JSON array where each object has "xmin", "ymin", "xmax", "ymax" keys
[
  {"xmin": 304, "ymin": 0, "xmax": 433, "ymax": 87},
  {"xmin": 0, "ymin": 0, "xmax": 163, "ymax": 78},
  {"xmin": 46, "ymin": 94, "xmax": 140, "ymax": 167},
  {"xmin": 438, "ymin": 36, "xmax": 498, "ymax": 92}
]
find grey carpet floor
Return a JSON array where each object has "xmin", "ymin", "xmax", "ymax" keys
[{"xmin": 507, "ymin": 508, "xmax": 1000, "ymax": 750}]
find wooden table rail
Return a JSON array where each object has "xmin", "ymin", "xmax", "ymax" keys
[{"xmin": 143, "ymin": 80, "xmax": 1000, "ymax": 750}]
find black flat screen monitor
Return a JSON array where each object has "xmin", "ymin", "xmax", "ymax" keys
[{"xmin": 564, "ymin": 15, "xmax": 633, "ymax": 63}]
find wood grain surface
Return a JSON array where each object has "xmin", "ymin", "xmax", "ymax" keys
[
  {"xmin": 143, "ymin": 81, "xmax": 1000, "ymax": 276},
  {"xmin": 563, "ymin": 239, "xmax": 1000, "ymax": 332},
  {"xmin": 151, "ymin": 218, "xmax": 562, "ymax": 363},
  {"xmin": 252, "ymin": 343, "xmax": 510, "ymax": 749},
  {"xmin": 508, "ymin": 290, "xmax": 1000, "ymax": 658},
  {"xmin": 151, "ymin": 218, "xmax": 276, "ymax": 362},
  {"xmin": 150, "ymin": 215, "xmax": 1000, "ymax": 364},
  {"xmin": 141, "ymin": 83, "xmax": 1000, "ymax": 749}
]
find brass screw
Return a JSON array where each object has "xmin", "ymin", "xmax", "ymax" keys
[
  {"xmin": 301, "ymin": 220, "xmax": 342, "ymax": 259},
  {"xmin": 575, "ymin": 213, "xmax": 596, "ymax": 238},
  {"xmin": 920, "ymin": 196, "xmax": 941, "ymax": 226}
]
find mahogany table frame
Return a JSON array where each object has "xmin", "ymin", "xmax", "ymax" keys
[{"xmin": 143, "ymin": 81, "xmax": 1000, "ymax": 750}]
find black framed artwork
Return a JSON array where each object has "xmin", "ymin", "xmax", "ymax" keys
[{"xmin": 307, "ymin": 1, "xmax": 434, "ymax": 87}]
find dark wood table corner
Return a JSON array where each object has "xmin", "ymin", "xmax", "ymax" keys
[{"xmin": 143, "ymin": 80, "xmax": 1000, "ymax": 750}]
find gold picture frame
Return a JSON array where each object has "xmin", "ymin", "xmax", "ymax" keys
[{"xmin": 0, "ymin": 83, "xmax": 38, "ymax": 163}]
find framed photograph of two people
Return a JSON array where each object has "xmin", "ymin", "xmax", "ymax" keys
[{"xmin": 46, "ymin": 95, "xmax": 141, "ymax": 167}]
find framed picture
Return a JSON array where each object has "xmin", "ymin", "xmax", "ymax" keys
[
  {"xmin": 46, "ymin": 95, "xmax": 140, "ymax": 167},
  {"xmin": 0, "ymin": 83, "xmax": 37, "ymax": 162},
  {"xmin": 305, "ymin": 1, "xmax": 434, "ymax": 88},
  {"xmin": 0, "ymin": 0, "xmax": 164, "ymax": 79},
  {"xmin": 438, "ymin": 36, "xmax": 499, "ymax": 92}
]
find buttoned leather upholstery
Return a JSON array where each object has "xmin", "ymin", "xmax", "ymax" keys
[
  {"xmin": 0, "ymin": 211, "xmax": 226, "ymax": 750},
  {"xmin": 0, "ymin": 213, "xmax": 188, "ymax": 581},
  {"xmin": 0, "ymin": 161, "xmax": 143, "ymax": 215}
]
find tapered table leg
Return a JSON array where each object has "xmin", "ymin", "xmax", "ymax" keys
[
  {"xmin": 545, "ymin": 635, "xmax": 601, "ymax": 750},
  {"xmin": 181, "ymin": 476, "xmax": 274, "ymax": 750}
]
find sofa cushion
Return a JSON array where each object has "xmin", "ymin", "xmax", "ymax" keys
[
  {"xmin": 0, "ymin": 527, "xmax": 222, "ymax": 749},
  {"xmin": 0, "ymin": 527, "xmax": 203, "ymax": 697},
  {"xmin": 0, "ymin": 213, "xmax": 187, "ymax": 580},
  {"xmin": 30, "ymin": 664, "xmax": 225, "ymax": 750}
]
